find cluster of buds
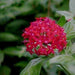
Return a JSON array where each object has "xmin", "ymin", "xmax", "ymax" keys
[{"xmin": 22, "ymin": 17, "xmax": 67, "ymax": 55}]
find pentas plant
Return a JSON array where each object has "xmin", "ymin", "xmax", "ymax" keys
[
  {"xmin": 22, "ymin": 17, "xmax": 67, "ymax": 56},
  {"xmin": 20, "ymin": 17, "xmax": 75, "ymax": 75},
  {"xmin": 20, "ymin": 0, "xmax": 75, "ymax": 74}
]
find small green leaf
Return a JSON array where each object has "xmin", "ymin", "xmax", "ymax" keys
[
  {"xmin": 14, "ymin": 61, "xmax": 28, "ymax": 68},
  {"xmin": 0, "ymin": 66, "xmax": 11, "ymax": 75},
  {"xmin": 0, "ymin": 50, "xmax": 4, "ymax": 65},
  {"xmin": 20, "ymin": 58, "xmax": 43, "ymax": 75},
  {"xmin": 50, "ymin": 55, "xmax": 75, "ymax": 75},
  {"xmin": 0, "ymin": 33, "xmax": 18, "ymax": 42},
  {"xmin": 57, "ymin": 16, "xmax": 66, "ymax": 26}
]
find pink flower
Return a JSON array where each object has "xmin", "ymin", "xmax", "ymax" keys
[{"xmin": 22, "ymin": 17, "xmax": 67, "ymax": 55}]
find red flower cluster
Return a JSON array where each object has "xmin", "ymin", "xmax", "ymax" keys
[{"xmin": 22, "ymin": 17, "xmax": 67, "ymax": 55}]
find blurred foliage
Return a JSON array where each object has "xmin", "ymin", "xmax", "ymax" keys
[
  {"xmin": 1, "ymin": 0, "xmax": 75, "ymax": 75},
  {"xmin": 0, "ymin": 66, "xmax": 11, "ymax": 75}
]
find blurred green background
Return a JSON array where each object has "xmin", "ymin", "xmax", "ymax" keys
[{"xmin": 0, "ymin": 0, "xmax": 69, "ymax": 75}]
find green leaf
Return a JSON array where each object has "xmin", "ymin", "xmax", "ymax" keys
[
  {"xmin": 0, "ymin": 66, "xmax": 11, "ymax": 75},
  {"xmin": 50, "ymin": 55, "xmax": 75, "ymax": 75},
  {"xmin": 57, "ymin": 0, "xmax": 69, "ymax": 11},
  {"xmin": 0, "ymin": 33, "xmax": 18, "ymax": 42},
  {"xmin": 14, "ymin": 61, "xmax": 28, "ymax": 68},
  {"xmin": 5, "ymin": 20, "xmax": 28, "ymax": 35},
  {"xmin": 66, "ymin": 31, "xmax": 75, "ymax": 40},
  {"xmin": 64, "ymin": 40, "xmax": 72, "ymax": 55},
  {"xmin": 3, "ymin": 46, "xmax": 33, "ymax": 58},
  {"xmin": 3, "ymin": 46, "xmax": 25, "ymax": 58},
  {"xmin": 43, "ymin": 62, "xmax": 58, "ymax": 75},
  {"xmin": 69, "ymin": 0, "xmax": 75, "ymax": 15},
  {"xmin": 20, "ymin": 58, "xmax": 43, "ymax": 75},
  {"xmin": 57, "ymin": 11, "xmax": 74, "ymax": 20},
  {"xmin": 57, "ymin": 16, "xmax": 66, "ymax": 26},
  {"xmin": 63, "ymin": 19, "xmax": 75, "ymax": 40},
  {"xmin": 69, "ymin": 43, "xmax": 75, "ymax": 55},
  {"xmin": 0, "ymin": 50, "xmax": 4, "ymax": 65}
]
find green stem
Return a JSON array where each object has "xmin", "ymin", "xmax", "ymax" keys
[{"xmin": 48, "ymin": 0, "xmax": 51, "ymax": 17}]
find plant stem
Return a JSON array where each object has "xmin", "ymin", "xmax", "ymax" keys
[{"xmin": 48, "ymin": 0, "xmax": 50, "ymax": 17}]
